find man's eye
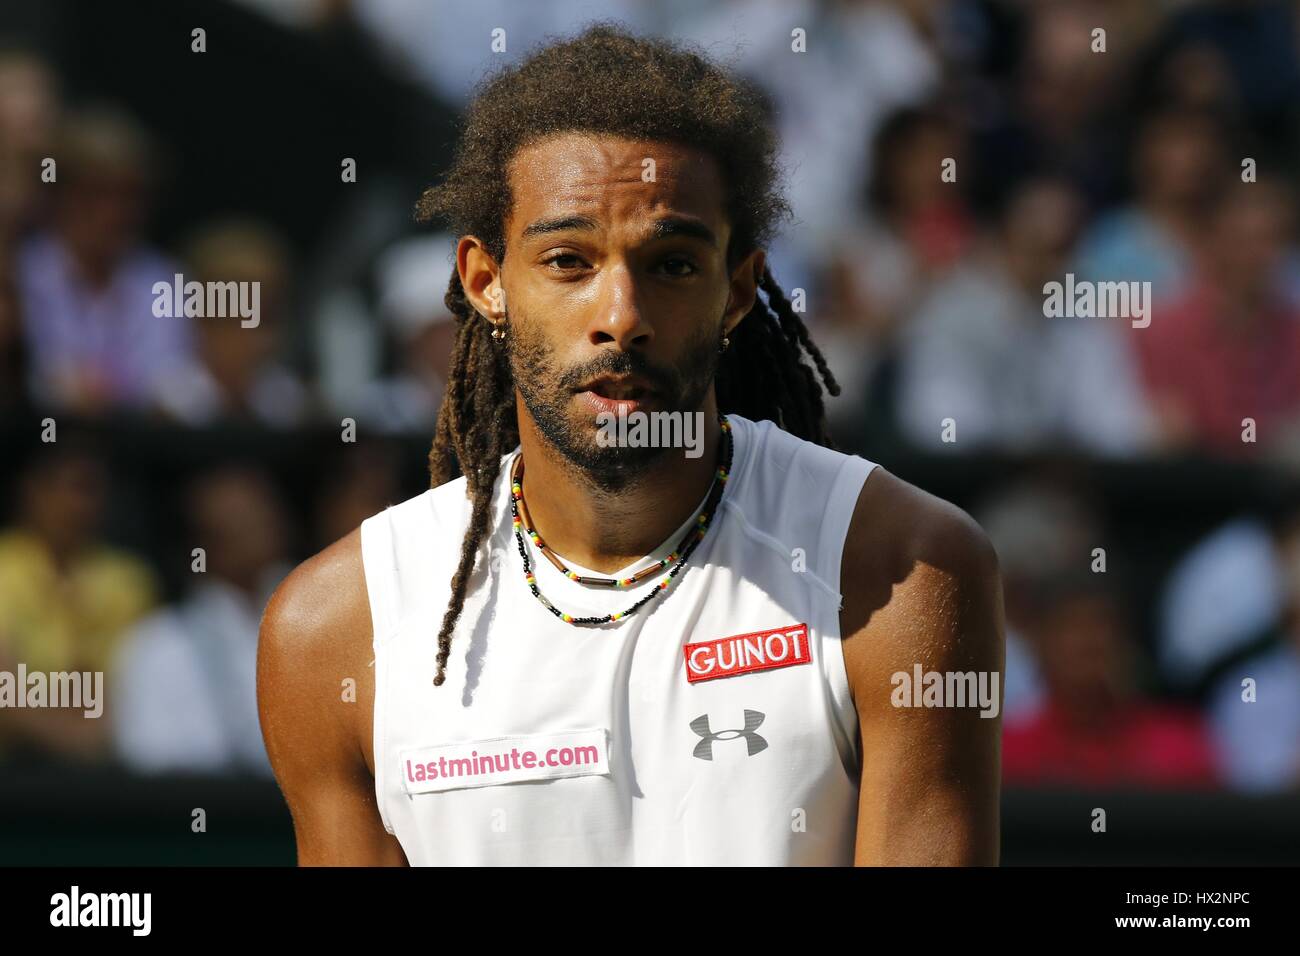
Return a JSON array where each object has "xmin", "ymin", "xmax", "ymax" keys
[
  {"xmin": 661, "ymin": 257, "xmax": 697, "ymax": 277},
  {"xmin": 543, "ymin": 254, "xmax": 584, "ymax": 270}
]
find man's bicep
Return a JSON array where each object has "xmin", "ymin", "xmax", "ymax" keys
[
  {"xmin": 276, "ymin": 741, "xmax": 407, "ymax": 867},
  {"xmin": 257, "ymin": 569, "xmax": 408, "ymax": 867},
  {"xmin": 851, "ymin": 511, "xmax": 1004, "ymax": 866},
  {"xmin": 855, "ymin": 676, "xmax": 1002, "ymax": 865}
]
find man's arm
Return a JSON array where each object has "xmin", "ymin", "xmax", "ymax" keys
[
  {"xmin": 841, "ymin": 469, "xmax": 1005, "ymax": 865},
  {"xmin": 256, "ymin": 528, "xmax": 408, "ymax": 866}
]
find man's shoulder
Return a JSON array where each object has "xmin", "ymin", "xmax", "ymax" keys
[
  {"xmin": 258, "ymin": 527, "xmax": 372, "ymax": 682},
  {"xmin": 734, "ymin": 415, "xmax": 876, "ymax": 490},
  {"xmin": 258, "ymin": 482, "xmax": 451, "ymax": 665},
  {"xmin": 845, "ymin": 466, "xmax": 998, "ymax": 589},
  {"xmin": 257, "ymin": 525, "xmax": 383, "ymax": 783},
  {"xmin": 257, "ymin": 525, "xmax": 403, "ymax": 825},
  {"xmin": 739, "ymin": 417, "xmax": 983, "ymax": 560},
  {"xmin": 839, "ymin": 466, "xmax": 1004, "ymax": 716},
  {"xmin": 735, "ymin": 420, "xmax": 998, "ymax": 609}
]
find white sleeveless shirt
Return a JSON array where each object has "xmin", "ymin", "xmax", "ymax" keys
[{"xmin": 360, "ymin": 413, "xmax": 877, "ymax": 865}]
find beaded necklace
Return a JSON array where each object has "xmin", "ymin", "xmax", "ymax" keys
[{"xmin": 509, "ymin": 415, "xmax": 733, "ymax": 624}]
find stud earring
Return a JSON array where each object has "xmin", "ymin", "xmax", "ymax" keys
[{"xmin": 719, "ymin": 333, "xmax": 730, "ymax": 354}]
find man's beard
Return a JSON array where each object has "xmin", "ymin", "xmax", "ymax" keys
[{"xmin": 505, "ymin": 305, "xmax": 721, "ymax": 494}]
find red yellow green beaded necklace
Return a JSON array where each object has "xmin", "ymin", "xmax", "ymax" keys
[{"xmin": 509, "ymin": 414, "xmax": 733, "ymax": 625}]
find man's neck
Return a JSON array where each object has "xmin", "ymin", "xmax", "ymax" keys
[{"xmin": 515, "ymin": 398, "xmax": 726, "ymax": 575}]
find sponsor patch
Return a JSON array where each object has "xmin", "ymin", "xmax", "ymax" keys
[
  {"xmin": 399, "ymin": 727, "xmax": 610, "ymax": 794},
  {"xmin": 683, "ymin": 623, "xmax": 812, "ymax": 684}
]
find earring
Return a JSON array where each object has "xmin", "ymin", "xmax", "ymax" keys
[
  {"xmin": 719, "ymin": 333, "xmax": 730, "ymax": 354},
  {"xmin": 491, "ymin": 320, "xmax": 506, "ymax": 342}
]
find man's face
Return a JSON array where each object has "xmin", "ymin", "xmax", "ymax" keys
[{"xmin": 465, "ymin": 133, "xmax": 758, "ymax": 487}]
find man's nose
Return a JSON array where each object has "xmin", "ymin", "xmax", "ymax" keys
[{"xmin": 585, "ymin": 261, "xmax": 653, "ymax": 350}]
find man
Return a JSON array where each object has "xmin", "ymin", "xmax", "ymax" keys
[
  {"xmin": 0, "ymin": 439, "xmax": 158, "ymax": 763},
  {"xmin": 257, "ymin": 24, "xmax": 1004, "ymax": 866},
  {"xmin": 15, "ymin": 106, "xmax": 193, "ymax": 414},
  {"xmin": 112, "ymin": 466, "xmax": 290, "ymax": 777}
]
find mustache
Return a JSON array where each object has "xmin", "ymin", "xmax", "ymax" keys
[{"xmin": 562, "ymin": 353, "xmax": 677, "ymax": 393}]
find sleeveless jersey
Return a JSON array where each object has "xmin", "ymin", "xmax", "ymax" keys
[{"xmin": 360, "ymin": 413, "xmax": 878, "ymax": 865}]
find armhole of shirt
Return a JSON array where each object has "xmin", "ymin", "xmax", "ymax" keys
[
  {"xmin": 816, "ymin": 453, "xmax": 879, "ymax": 777},
  {"xmin": 358, "ymin": 511, "xmax": 398, "ymax": 836}
]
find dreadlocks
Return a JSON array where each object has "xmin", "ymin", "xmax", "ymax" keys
[{"xmin": 416, "ymin": 22, "xmax": 842, "ymax": 686}]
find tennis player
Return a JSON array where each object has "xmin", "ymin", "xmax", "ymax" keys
[{"xmin": 257, "ymin": 23, "xmax": 1004, "ymax": 866}]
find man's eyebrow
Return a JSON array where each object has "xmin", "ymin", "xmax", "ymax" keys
[
  {"xmin": 518, "ymin": 214, "xmax": 718, "ymax": 249},
  {"xmin": 649, "ymin": 216, "xmax": 718, "ymax": 248},
  {"xmin": 520, "ymin": 214, "xmax": 599, "ymax": 239}
]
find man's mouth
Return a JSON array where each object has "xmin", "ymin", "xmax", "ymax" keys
[
  {"xmin": 590, "ymin": 382, "xmax": 649, "ymax": 400},
  {"xmin": 574, "ymin": 374, "xmax": 659, "ymax": 415},
  {"xmin": 576, "ymin": 375, "xmax": 656, "ymax": 401}
]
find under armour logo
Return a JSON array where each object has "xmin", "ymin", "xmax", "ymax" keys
[{"xmin": 690, "ymin": 710, "xmax": 768, "ymax": 760}]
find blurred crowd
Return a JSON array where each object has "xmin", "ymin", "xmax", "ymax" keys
[{"xmin": 1, "ymin": 0, "xmax": 1300, "ymax": 793}]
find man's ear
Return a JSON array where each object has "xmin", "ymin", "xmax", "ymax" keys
[
  {"xmin": 457, "ymin": 235, "xmax": 505, "ymax": 318},
  {"xmin": 723, "ymin": 247, "xmax": 767, "ymax": 337}
]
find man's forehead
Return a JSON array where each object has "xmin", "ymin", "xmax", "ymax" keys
[{"xmin": 505, "ymin": 132, "xmax": 727, "ymax": 236}]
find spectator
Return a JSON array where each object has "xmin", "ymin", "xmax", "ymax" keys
[
  {"xmin": 1073, "ymin": 106, "xmax": 1229, "ymax": 306},
  {"xmin": 1131, "ymin": 177, "xmax": 1300, "ymax": 457},
  {"xmin": 1158, "ymin": 517, "xmax": 1285, "ymax": 692},
  {"xmin": 975, "ymin": 479, "xmax": 1105, "ymax": 723},
  {"xmin": 816, "ymin": 105, "xmax": 975, "ymax": 433},
  {"xmin": 894, "ymin": 177, "xmax": 1153, "ymax": 453},
  {"xmin": 0, "ymin": 45, "xmax": 60, "ymax": 243},
  {"xmin": 14, "ymin": 106, "xmax": 194, "ymax": 415},
  {"xmin": 349, "ymin": 0, "xmax": 658, "ymax": 108},
  {"xmin": 1147, "ymin": 0, "xmax": 1300, "ymax": 147},
  {"xmin": 110, "ymin": 466, "xmax": 291, "ymax": 777},
  {"xmin": 968, "ymin": 0, "xmax": 1132, "ymax": 213},
  {"xmin": 352, "ymin": 232, "xmax": 457, "ymax": 434},
  {"xmin": 1003, "ymin": 572, "xmax": 1219, "ymax": 789},
  {"xmin": 893, "ymin": 178, "xmax": 1076, "ymax": 451},
  {"xmin": 313, "ymin": 440, "xmax": 402, "ymax": 550},
  {"xmin": 670, "ymin": 0, "xmax": 940, "ymax": 293},
  {"xmin": 1207, "ymin": 507, "xmax": 1300, "ymax": 792},
  {"xmin": 151, "ymin": 219, "xmax": 311, "ymax": 427},
  {"xmin": 0, "ymin": 440, "xmax": 159, "ymax": 763}
]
